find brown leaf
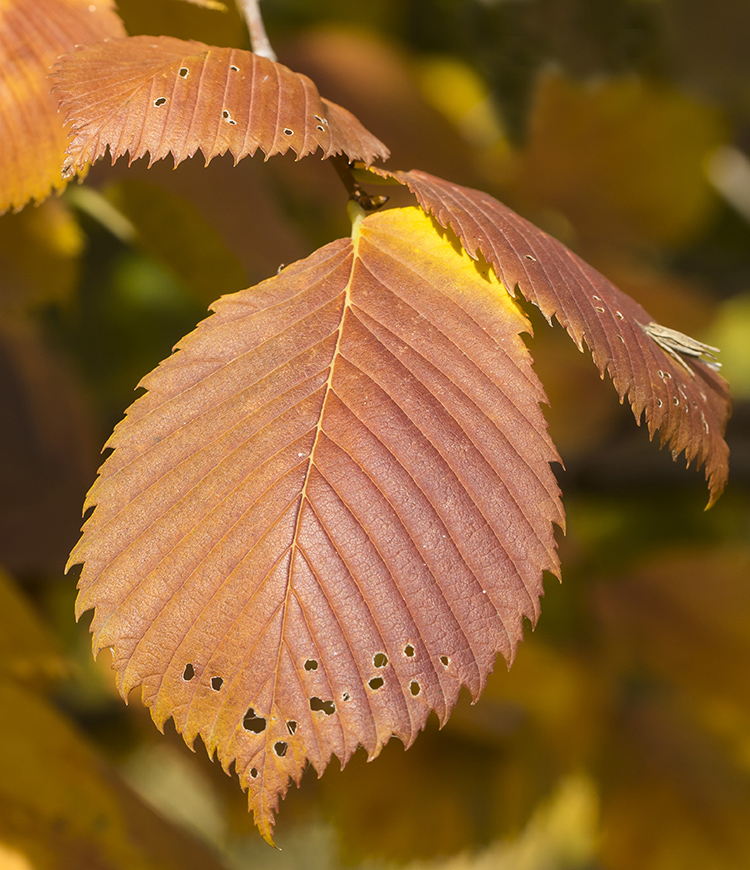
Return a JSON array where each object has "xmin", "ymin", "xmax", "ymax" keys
[
  {"xmin": 69, "ymin": 206, "xmax": 563, "ymax": 843},
  {"xmin": 53, "ymin": 35, "xmax": 390, "ymax": 176},
  {"xmin": 373, "ymin": 168, "xmax": 731, "ymax": 504},
  {"xmin": 0, "ymin": 0, "xmax": 125, "ymax": 214}
]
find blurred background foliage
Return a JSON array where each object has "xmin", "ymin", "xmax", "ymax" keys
[{"xmin": 2, "ymin": 0, "xmax": 750, "ymax": 867}]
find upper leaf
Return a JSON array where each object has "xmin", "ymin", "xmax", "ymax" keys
[
  {"xmin": 69, "ymin": 206, "xmax": 563, "ymax": 843},
  {"xmin": 373, "ymin": 169, "xmax": 731, "ymax": 504},
  {"xmin": 53, "ymin": 35, "xmax": 390, "ymax": 175},
  {"xmin": 0, "ymin": 0, "xmax": 125, "ymax": 214}
]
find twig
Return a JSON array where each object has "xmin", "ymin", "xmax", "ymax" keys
[
  {"xmin": 237, "ymin": 0, "xmax": 277, "ymax": 61},
  {"xmin": 331, "ymin": 155, "xmax": 389, "ymax": 212}
]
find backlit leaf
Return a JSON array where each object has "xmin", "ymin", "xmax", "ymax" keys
[
  {"xmin": 69, "ymin": 206, "xmax": 563, "ymax": 843},
  {"xmin": 374, "ymin": 169, "xmax": 731, "ymax": 504},
  {"xmin": 0, "ymin": 0, "xmax": 125, "ymax": 214},
  {"xmin": 53, "ymin": 35, "xmax": 390, "ymax": 175}
]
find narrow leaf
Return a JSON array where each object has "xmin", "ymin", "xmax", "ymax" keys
[
  {"xmin": 69, "ymin": 206, "xmax": 563, "ymax": 843},
  {"xmin": 375, "ymin": 169, "xmax": 730, "ymax": 504},
  {"xmin": 0, "ymin": 0, "xmax": 125, "ymax": 213},
  {"xmin": 53, "ymin": 35, "xmax": 390, "ymax": 175}
]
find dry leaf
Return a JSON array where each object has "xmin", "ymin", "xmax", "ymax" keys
[
  {"xmin": 53, "ymin": 35, "xmax": 390, "ymax": 175},
  {"xmin": 372, "ymin": 168, "xmax": 730, "ymax": 504},
  {"xmin": 69, "ymin": 206, "xmax": 563, "ymax": 843},
  {"xmin": 0, "ymin": 0, "xmax": 125, "ymax": 213}
]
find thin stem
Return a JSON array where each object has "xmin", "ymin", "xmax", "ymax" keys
[
  {"xmin": 331, "ymin": 155, "xmax": 389, "ymax": 212},
  {"xmin": 237, "ymin": 0, "xmax": 277, "ymax": 61}
]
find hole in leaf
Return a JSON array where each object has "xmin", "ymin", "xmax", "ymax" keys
[
  {"xmin": 230, "ymin": 64, "xmax": 239, "ymax": 72},
  {"xmin": 309, "ymin": 697, "xmax": 336, "ymax": 716},
  {"xmin": 250, "ymin": 767, "xmax": 258, "ymax": 779},
  {"xmin": 313, "ymin": 114, "xmax": 326, "ymax": 125},
  {"xmin": 410, "ymin": 680, "xmax": 421, "ymax": 696},
  {"xmin": 403, "ymin": 644, "xmax": 415, "ymax": 658},
  {"xmin": 182, "ymin": 663, "xmax": 195, "ymax": 681},
  {"xmin": 154, "ymin": 97, "xmax": 167, "ymax": 107},
  {"xmin": 317, "ymin": 125, "xmax": 325, "ymax": 132},
  {"xmin": 372, "ymin": 653, "xmax": 388, "ymax": 668},
  {"xmin": 440, "ymin": 655, "xmax": 450, "ymax": 667},
  {"xmin": 304, "ymin": 659, "xmax": 318, "ymax": 671},
  {"xmin": 210, "ymin": 676, "xmax": 223, "ymax": 691},
  {"xmin": 525, "ymin": 254, "xmax": 537, "ymax": 261},
  {"xmin": 287, "ymin": 720, "xmax": 297, "ymax": 735},
  {"xmin": 283, "ymin": 128, "xmax": 294, "ymax": 136},
  {"xmin": 242, "ymin": 708, "xmax": 267, "ymax": 733},
  {"xmin": 179, "ymin": 67, "xmax": 189, "ymax": 78},
  {"xmin": 368, "ymin": 677, "xmax": 384, "ymax": 691},
  {"xmin": 342, "ymin": 692, "xmax": 351, "ymax": 702},
  {"xmin": 222, "ymin": 110, "xmax": 237, "ymax": 126},
  {"xmin": 274, "ymin": 741, "xmax": 288, "ymax": 757}
]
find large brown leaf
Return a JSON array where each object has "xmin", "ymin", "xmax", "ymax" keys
[
  {"xmin": 69, "ymin": 206, "xmax": 563, "ymax": 843},
  {"xmin": 373, "ymin": 169, "xmax": 730, "ymax": 504},
  {"xmin": 0, "ymin": 0, "xmax": 125, "ymax": 213},
  {"xmin": 53, "ymin": 35, "xmax": 390, "ymax": 175}
]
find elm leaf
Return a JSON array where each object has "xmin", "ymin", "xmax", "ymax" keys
[
  {"xmin": 0, "ymin": 0, "xmax": 125, "ymax": 213},
  {"xmin": 69, "ymin": 206, "xmax": 563, "ymax": 844},
  {"xmin": 374, "ymin": 169, "xmax": 731, "ymax": 504},
  {"xmin": 52, "ymin": 35, "xmax": 390, "ymax": 176}
]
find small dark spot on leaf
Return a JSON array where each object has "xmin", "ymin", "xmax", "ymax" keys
[
  {"xmin": 304, "ymin": 659, "xmax": 318, "ymax": 671},
  {"xmin": 154, "ymin": 97, "xmax": 167, "ymax": 107},
  {"xmin": 287, "ymin": 720, "xmax": 297, "ymax": 735},
  {"xmin": 410, "ymin": 680, "xmax": 421, "ymax": 696},
  {"xmin": 179, "ymin": 67, "xmax": 189, "ymax": 78},
  {"xmin": 373, "ymin": 652, "xmax": 388, "ymax": 668},
  {"xmin": 310, "ymin": 697, "xmax": 336, "ymax": 716},
  {"xmin": 368, "ymin": 677, "xmax": 384, "ymax": 691},
  {"xmin": 440, "ymin": 655, "xmax": 450, "ymax": 667},
  {"xmin": 242, "ymin": 708, "xmax": 267, "ymax": 733},
  {"xmin": 210, "ymin": 676, "xmax": 223, "ymax": 691},
  {"xmin": 403, "ymin": 644, "xmax": 415, "ymax": 657},
  {"xmin": 182, "ymin": 663, "xmax": 195, "ymax": 681},
  {"xmin": 274, "ymin": 741, "xmax": 288, "ymax": 757},
  {"xmin": 250, "ymin": 767, "xmax": 258, "ymax": 778}
]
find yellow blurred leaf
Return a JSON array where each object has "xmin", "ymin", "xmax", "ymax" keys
[
  {"xmin": 0, "ymin": 568, "xmax": 68, "ymax": 684},
  {"xmin": 0, "ymin": 681, "xmax": 228, "ymax": 870},
  {"xmin": 0, "ymin": 199, "xmax": 84, "ymax": 313},
  {"xmin": 505, "ymin": 72, "xmax": 726, "ymax": 247}
]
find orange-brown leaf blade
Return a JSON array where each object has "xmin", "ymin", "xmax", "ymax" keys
[
  {"xmin": 0, "ymin": 0, "xmax": 125, "ymax": 213},
  {"xmin": 52, "ymin": 35, "xmax": 390, "ymax": 174},
  {"xmin": 381, "ymin": 169, "xmax": 730, "ymax": 504},
  {"xmin": 68, "ymin": 207, "xmax": 562, "ymax": 843}
]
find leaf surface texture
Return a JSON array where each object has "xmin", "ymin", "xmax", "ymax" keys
[
  {"xmin": 53, "ymin": 35, "xmax": 390, "ymax": 174},
  {"xmin": 70, "ymin": 207, "xmax": 563, "ymax": 842},
  {"xmin": 0, "ymin": 0, "xmax": 125, "ymax": 213},
  {"xmin": 380, "ymin": 170, "xmax": 730, "ymax": 503}
]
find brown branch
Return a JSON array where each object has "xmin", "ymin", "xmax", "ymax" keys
[
  {"xmin": 236, "ymin": 0, "xmax": 276, "ymax": 61},
  {"xmin": 331, "ymin": 155, "xmax": 389, "ymax": 212}
]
